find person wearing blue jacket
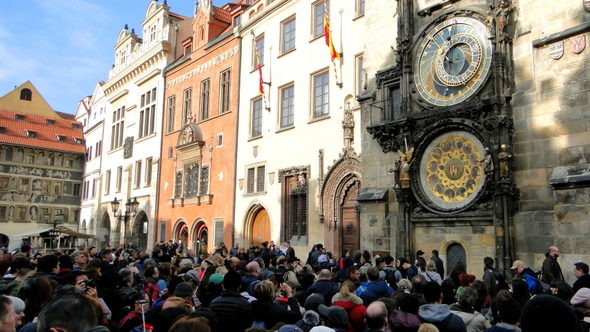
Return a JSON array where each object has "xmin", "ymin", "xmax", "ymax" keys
[{"xmin": 358, "ymin": 266, "xmax": 393, "ymax": 306}]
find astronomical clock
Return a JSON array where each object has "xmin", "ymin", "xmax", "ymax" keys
[{"xmin": 364, "ymin": 0, "xmax": 517, "ymax": 268}]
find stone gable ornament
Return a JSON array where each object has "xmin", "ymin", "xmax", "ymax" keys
[
  {"xmin": 549, "ymin": 41, "xmax": 564, "ymax": 60},
  {"xmin": 569, "ymin": 35, "xmax": 586, "ymax": 54}
]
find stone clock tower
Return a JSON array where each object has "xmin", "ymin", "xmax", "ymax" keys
[{"xmin": 360, "ymin": 0, "xmax": 518, "ymax": 274}]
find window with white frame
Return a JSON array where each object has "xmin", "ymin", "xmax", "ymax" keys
[
  {"xmin": 135, "ymin": 160, "xmax": 142, "ymax": 188},
  {"xmin": 105, "ymin": 170, "xmax": 111, "ymax": 195},
  {"xmin": 110, "ymin": 106, "xmax": 125, "ymax": 150},
  {"xmin": 250, "ymin": 97, "xmax": 263, "ymax": 138},
  {"xmin": 139, "ymin": 88, "xmax": 156, "ymax": 138},
  {"xmin": 281, "ymin": 16, "xmax": 296, "ymax": 53},
  {"xmin": 219, "ymin": 69, "xmax": 231, "ymax": 114},
  {"xmin": 183, "ymin": 87, "xmax": 192, "ymax": 124},
  {"xmin": 312, "ymin": 0, "xmax": 328, "ymax": 38},
  {"xmin": 355, "ymin": 54, "xmax": 366, "ymax": 95},
  {"xmin": 312, "ymin": 70, "xmax": 329, "ymax": 118},
  {"xmin": 280, "ymin": 84, "xmax": 294, "ymax": 128},
  {"xmin": 356, "ymin": 0, "xmax": 365, "ymax": 16},
  {"xmin": 200, "ymin": 78, "xmax": 210, "ymax": 121},
  {"xmin": 116, "ymin": 166, "xmax": 122, "ymax": 193},
  {"xmin": 145, "ymin": 158, "xmax": 153, "ymax": 186},
  {"xmin": 246, "ymin": 165, "xmax": 265, "ymax": 194},
  {"xmin": 252, "ymin": 35, "xmax": 265, "ymax": 69},
  {"xmin": 167, "ymin": 95, "xmax": 176, "ymax": 133}
]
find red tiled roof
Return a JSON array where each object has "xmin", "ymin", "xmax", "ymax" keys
[
  {"xmin": 0, "ymin": 110, "xmax": 85, "ymax": 153},
  {"xmin": 56, "ymin": 111, "xmax": 77, "ymax": 121},
  {"xmin": 213, "ymin": 7, "xmax": 232, "ymax": 24},
  {"xmin": 170, "ymin": 11, "xmax": 189, "ymax": 20}
]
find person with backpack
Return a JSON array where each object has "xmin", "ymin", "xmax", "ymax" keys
[
  {"xmin": 382, "ymin": 256, "xmax": 402, "ymax": 289},
  {"xmin": 482, "ymin": 257, "xmax": 507, "ymax": 297},
  {"xmin": 510, "ymin": 260, "xmax": 545, "ymax": 294}
]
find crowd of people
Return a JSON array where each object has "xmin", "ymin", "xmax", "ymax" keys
[{"xmin": 0, "ymin": 241, "xmax": 589, "ymax": 332}]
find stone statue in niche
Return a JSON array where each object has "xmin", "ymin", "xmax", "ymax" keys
[
  {"xmin": 496, "ymin": 0, "xmax": 514, "ymax": 39},
  {"xmin": 480, "ymin": 147, "xmax": 494, "ymax": 176},
  {"xmin": 30, "ymin": 206, "xmax": 38, "ymax": 222},
  {"xmin": 389, "ymin": 159, "xmax": 402, "ymax": 188},
  {"xmin": 7, "ymin": 206, "xmax": 14, "ymax": 220},
  {"xmin": 397, "ymin": 147, "xmax": 414, "ymax": 189},
  {"xmin": 498, "ymin": 144, "xmax": 512, "ymax": 179}
]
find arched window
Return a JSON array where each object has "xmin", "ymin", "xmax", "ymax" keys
[
  {"xmin": 447, "ymin": 243, "xmax": 466, "ymax": 274},
  {"xmin": 20, "ymin": 88, "xmax": 32, "ymax": 101}
]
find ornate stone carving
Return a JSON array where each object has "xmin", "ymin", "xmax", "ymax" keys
[{"xmin": 123, "ymin": 137, "xmax": 133, "ymax": 159}]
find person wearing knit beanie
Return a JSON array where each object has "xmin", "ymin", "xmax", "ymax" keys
[{"xmin": 520, "ymin": 294, "xmax": 579, "ymax": 332}]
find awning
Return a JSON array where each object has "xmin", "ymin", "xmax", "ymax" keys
[{"xmin": 8, "ymin": 226, "xmax": 95, "ymax": 239}]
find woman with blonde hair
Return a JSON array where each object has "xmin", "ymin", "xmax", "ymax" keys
[
  {"xmin": 418, "ymin": 323, "xmax": 440, "ymax": 332},
  {"xmin": 421, "ymin": 261, "xmax": 443, "ymax": 285},
  {"xmin": 332, "ymin": 280, "xmax": 366, "ymax": 332}
]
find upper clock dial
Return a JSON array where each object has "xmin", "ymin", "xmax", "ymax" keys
[{"xmin": 413, "ymin": 17, "xmax": 493, "ymax": 107}]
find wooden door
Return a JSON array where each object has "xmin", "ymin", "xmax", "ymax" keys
[
  {"xmin": 252, "ymin": 209, "xmax": 270, "ymax": 246},
  {"xmin": 341, "ymin": 184, "xmax": 360, "ymax": 253}
]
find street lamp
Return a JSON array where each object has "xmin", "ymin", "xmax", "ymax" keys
[{"xmin": 110, "ymin": 197, "xmax": 140, "ymax": 244}]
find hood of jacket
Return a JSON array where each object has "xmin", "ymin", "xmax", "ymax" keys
[
  {"xmin": 419, "ymin": 304, "xmax": 452, "ymax": 323},
  {"xmin": 390, "ymin": 310, "xmax": 421, "ymax": 328}
]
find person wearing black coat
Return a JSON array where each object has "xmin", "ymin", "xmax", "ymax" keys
[
  {"xmin": 209, "ymin": 271, "xmax": 252, "ymax": 332},
  {"xmin": 252, "ymin": 280, "xmax": 302, "ymax": 328},
  {"xmin": 306, "ymin": 269, "xmax": 339, "ymax": 306},
  {"xmin": 541, "ymin": 246, "xmax": 564, "ymax": 284},
  {"xmin": 573, "ymin": 262, "xmax": 590, "ymax": 294}
]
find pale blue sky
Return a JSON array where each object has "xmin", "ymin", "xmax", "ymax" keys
[{"xmin": 0, "ymin": 0, "xmax": 225, "ymax": 115}]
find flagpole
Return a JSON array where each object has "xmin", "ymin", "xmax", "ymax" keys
[{"xmin": 338, "ymin": 8, "xmax": 343, "ymax": 89}]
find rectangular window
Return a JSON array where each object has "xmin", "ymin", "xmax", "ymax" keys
[
  {"xmin": 167, "ymin": 95, "xmax": 176, "ymax": 133},
  {"xmin": 282, "ymin": 173, "xmax": 308, "ymax": 241},
  {"xmin": 281, "ymin": 17, "xmax": 296, "ymax": 53},
  {"xmin": 219, "ymin": 69, "xmax": 231, "ymax": 114},
  {"xmin": 280, "ymin": 84, "xmax": 295, "ymax": 128},
  {"xmin": 184, "ymin": 164, "xmax": 198, "ymax": 198},
  {"xmin": 174, "ymin": 172, "xmax": 183, "ymax": 198},
  {"xmin": 312, "ymin": 0, "xmax": 328, "ymax": 38},
  {"xmin": 199, "ymin": 166, "xmax": 209, "ymax": 195},
  {"xmin": 135, "ymin": 160, "xmax": 142, "ymax": 188},
  {"xmin": 183, "ymin": 87, "xmax": 192, "ymax": 124},
  {"xmin": 355, "ymin": 54, "xmax": 365, "ymax": 96},
  {"xmin": 256, "ymin": 165, "xmax": 265, "ymax": 193},
  {"xmin": 73, "ymin": 183, "xmax": 80, "ymax": 196},
  {"xmin": 145, "ymin": 158, "xmax": 153, "ymax": 186},
  {"xmin": 116, "ymin": 166, "xmax": 122, "ymax": 193},
  {"xmin": 214, "ymin": 219, "xmax": 224, "ymax": 250},
  {"xmin": 356, "ymin": 0, "xmax": 365, "ymax": 16},
  {"xmin": 250, "ymin": 97, "xmax": 263, "ymax": 138},
  {"xmin": 387, "ymin": 86, "xmax": 402, "ymax": 122},
  {"xmin": 139, "ymin": 88, "xmax": 157, "ymax": 138},
  {"xmin": 246, "ymin": 167, "xmax": 255, "ymax": 194},
  {"xmin": 252, "ymin": 35, "xmax": 265, "ymax": 69},
  {"xmin": 159, "ymin": 222, "xmax": 166, "ymax": 242},
  {"xmin": 91, "ymin": 179, "xmax": 96, "ymax": 198},
  {"xmin": 200, "ymin": 79, "xmax": 210, "ymax": 120},
  {"xmin": 0, "ymin": 206, "xmax": 5, "ymax": 221},
  {"xmin": 111, "ymin": 106, "xmax": 125, "ymax": 150},
  {"xmin": 312, "ymin": 70, "xmax": 329, "ymax": 118},
  {"xmin": 105, "ymin": 170, "xmax": 111, "ymax": 195}
]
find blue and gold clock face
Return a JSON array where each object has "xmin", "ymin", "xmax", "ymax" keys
[{"xmin": 413, "ymin": 17, "xmax": 493, "ymax": 107}]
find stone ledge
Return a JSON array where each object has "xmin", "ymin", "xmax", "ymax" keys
[{"xmin": 549, "ymin": 163, "xmax": 590, "ymax": 189}]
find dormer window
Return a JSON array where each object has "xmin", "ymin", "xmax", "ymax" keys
[
  {"xmin": 26, "ymin": 130, "xmax": 36, "ymax": 138},
  {"xmin": 184, "ymin": 45, "xmax": 192, "ymax": 57},
  {"xmin": 0, "ymin": 127, "xmax": 6, "ymax": 134},
  {"xmin": 233, "ymin": 15, "xmax": 241, "ymax": 26},
  {"xmin": 15, "ymin": 114, "xmax": 25, "ymax": 121},
  {"xmin": 46, "ymin": 119, "xmax": 55, "ymax": 126},
  {"xmin": 74, "ymin": 137, "xmax": 85, "ymax": 145},
  {"xmin": 57, "ymin": 135, "xmax": 66, "ymax": 142},
  {"xmin": 20, "ymin": 88, "xmax": 32, "ymax": 101},
  {"xmin": 72, "ymin": 123, "xmax": 80, "ymax": 129}
]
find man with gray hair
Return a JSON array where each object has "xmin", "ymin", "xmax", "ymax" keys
[
  {"xmin": 449, "ymin": 287, "xmax": 490, "ymax": 331},
  {"xmin": 37, "ymin": 294, "xmax": 107, "ymax": 332},
  {"xmin": 71, "ymin": 251, "xmax": 87, "ymax": 271}
]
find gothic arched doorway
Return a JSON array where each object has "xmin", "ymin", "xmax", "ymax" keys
[
  {"xmin": 193, "ymin": 221, "xmax": 208, "ymax": 254},
  {"xmin": 251, "ymin": 209, "xmax": 270, "ymax": 246},
  {"xmin": 340, "ymin": 181, "xmax": 360, "ymax": 253},
  {"xmin": 447, "ymin": 243, "xmax": 467, "ymax": 274},
  {"xmin": 131, "ymin": 211, "xmax": 148, "ymax": 251},
  {"xmin": 98, "ymin": 212, "xmax": 111, "ymax": 248},
  {"xmin": 174, "ymin": 220, "xmax": 189, "ymax": 253}
]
